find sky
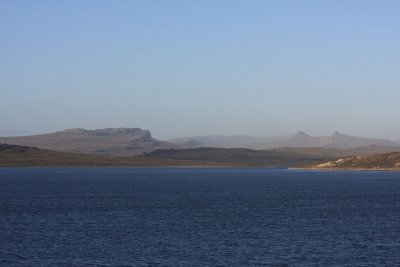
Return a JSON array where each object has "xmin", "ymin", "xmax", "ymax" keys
[{"xmin": 1, "ymin": 0, "xmax": 399, "ymax": 140}]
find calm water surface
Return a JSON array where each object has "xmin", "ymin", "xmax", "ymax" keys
[{"xmin": 1, "ymin": 168, "xmax": 400, "ymax": 266}]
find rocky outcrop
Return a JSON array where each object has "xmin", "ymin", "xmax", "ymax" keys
[{"xmin": 308, "ymin": 152, "xmax": 400, "ymax": 170}]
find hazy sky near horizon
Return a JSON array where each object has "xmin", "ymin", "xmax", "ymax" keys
[{"xmin": 1, "ymin": 0, "xmax": 399, "ymax": 140}]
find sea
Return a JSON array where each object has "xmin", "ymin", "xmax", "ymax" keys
[{"xmin": 1, "ymin": 168, "xmax": 400, "ymax": 266}]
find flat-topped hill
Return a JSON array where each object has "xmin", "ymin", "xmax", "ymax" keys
[{"xmin": 0, "ymin": 128, "xmax": 174, "ymax": 156}]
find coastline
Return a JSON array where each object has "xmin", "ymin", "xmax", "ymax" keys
[{"xmin": 290, "ymin": 167, "xmax": 400, "ymax": 172}]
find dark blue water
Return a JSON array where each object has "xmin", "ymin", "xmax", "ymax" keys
[{"xmin": 1, "ymin": 168, "xmax": 400, "ymax": 266}]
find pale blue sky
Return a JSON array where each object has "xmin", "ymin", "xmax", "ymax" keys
[{"xmin": 1, "ymin": 0, "xmax": 399, "ymax": 140}]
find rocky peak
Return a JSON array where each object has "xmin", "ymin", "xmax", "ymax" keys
[
  {"xmin": 62, "ymin": 128, "xmax": 88, "ymax": 135},
  {"xmin": 295, "ymin": 131, "xmax": 309, "ymax": 137},
  {"xmin": 332, "ymin": 131, "xmax": 345, "ymax": 137}
]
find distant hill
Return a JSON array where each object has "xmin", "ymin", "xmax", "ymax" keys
[
  {"xmin": 2, "ymin": 143, "xmax": 399, "ymax": 168},
  {"xmin": 169, "ymin": 131, "xmax": 399, "ymax": 149},
  {"xmin": 304, "ymin": 152, "xmax": 400, "ymax": 171},
  {"xmin": 1, "ymin": 128, "xmax": 398, "ymax": 157},
  {"xmin": 143, "ymin": 146, "xmax": 400, "ymax": 168},
  {"xmin": 0, "ymin": 128, "xmax": 175, "ymax": 156},
  {"xmin": 0, "ymin": 144, "xmax": 228, "ymax": 167},
  {"xmin": 323, "ymin": 132, "xmax": 399, "ymax": 148},
  {"xmin": 168, "ymin": 133, "xmax": 297, "ymax": 148},
  {"xmin": 0, "ymin": 144, "xmax": 340, "ymax": 168}
]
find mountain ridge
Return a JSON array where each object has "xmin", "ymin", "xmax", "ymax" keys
[
  {"xmin": 0, "ymin": 127, "xmax": 174, "ymax": 156},
  {"xmin": 169, "ymin": 131, "xmax": 399, "ymax": 149},
  {"xmin": 0, "ymin": 128, "xmax": 398, "ymax": 156}
]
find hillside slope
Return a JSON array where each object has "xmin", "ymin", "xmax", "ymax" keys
[
  {"xmin": 2, "ymin": 143, "xmax": 400, "ymax": 168},
  {"xmin": 143, "ymin": 146, "xmax": 399, "ymax": 167},
  {"xmin": 0, "ymin": 144, "xmax": 227, "ymax": 167},
  {"xmin": 305, "ymin": 152, "xmax": 400, "ymax": 170},
  {"xmin": 0, "ymin": 128, "xmax": 174, "ymax": 156}
]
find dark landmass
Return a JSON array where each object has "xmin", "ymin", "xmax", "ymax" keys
[
  {"xmin": 0, "ymin": 144, "xmax": 227, "ymax": 167},
  {"xmin": 1, "ymin": 130, "xmax": 399, "ymax": 168},
  {"xmin": 0, "ymin": 128, "xmax": 175, "ymax": 156},
  {"xmin": 4, "ymin": 143, "xmax": 396, "ymax": 168},
  {"xmin": 144, "ymin": 147, "xmax": 332, "ymax": 167},
  {"xmin": 300, "ymin": 152, "xmax": 400, "ymax": 171},
  {"xmin": 142, "ymin": 146, "xmax": 400, "ymax": 168}
]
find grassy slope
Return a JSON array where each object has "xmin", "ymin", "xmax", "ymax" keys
[
  {"xmin": 0, "ymin": 144, "xmax": 233, "ymax": 167},
  {"xmin": 142, "ymin": 147, "xmax": 389, "ymax": 167}
]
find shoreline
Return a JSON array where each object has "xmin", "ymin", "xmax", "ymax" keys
[
  {"xmin": 1, "ymin": 165, "xmax": 400, "ymax": 171},
  {"xmin": 0, "ymin": 165, "xmax": 284, "ymax": 169},
  {"xmin": 290, "ymin": 167, "xmax": 400, "ymax": 172}
]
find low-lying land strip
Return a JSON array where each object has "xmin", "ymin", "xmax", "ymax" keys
[
  {"xmin": 0, "ymin": 144, "xmax": 230, "ymax": 167},
  {"xmin": 2, "ymin": 143, "xmax": 399, "ymax": 169}
]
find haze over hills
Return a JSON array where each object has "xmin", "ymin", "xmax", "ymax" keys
[
  {"xmin": 0, "ymin": 128, "xmax": 174, "ymax": 156},
  {"xmin": 169, "ymin": 133, "xmax": 298, "ymax": 148},
  {"xmin": 169, "ymin": 131, "xmax": 400, "ymax": 149},
  {"xmin": 0, "ymin": 128, "xmax": 398, "ymax": 157}
]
